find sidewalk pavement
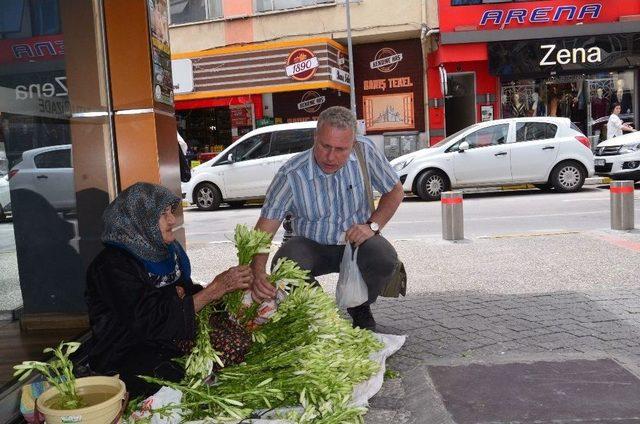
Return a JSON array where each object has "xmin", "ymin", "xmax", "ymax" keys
[{"xmin": 189, "ymin": 227, "xmax": 640, "ymax": 423}]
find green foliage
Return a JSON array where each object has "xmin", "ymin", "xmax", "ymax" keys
[{"xmin": 13, "ymin": 342, "xmax": 84, "ymax": 410}]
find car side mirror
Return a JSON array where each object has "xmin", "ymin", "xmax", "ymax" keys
[
  {"xmin": 227, "ymin": 153, "xmax": 234, "ymax": 163},
  {"xmin": 458, "ymin": 141, "xmax": 470, "ymax": 152}
]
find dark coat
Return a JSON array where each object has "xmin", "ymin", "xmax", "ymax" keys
[{"xmin": 85, "ymin": 245, "xmax": 202, "ymax": 395}]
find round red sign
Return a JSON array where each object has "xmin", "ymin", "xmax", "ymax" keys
[{"xmin": 286, "ymin": 48, "xmax": 319, "ymax": 81}]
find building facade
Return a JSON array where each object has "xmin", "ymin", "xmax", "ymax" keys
[
  {"xmin": 428, "ymin": 0, "xmax": 640, "ymax": 145},
  {"xmin": 169, "ymin": 0, "xmax": 436, "ymax": 158}
]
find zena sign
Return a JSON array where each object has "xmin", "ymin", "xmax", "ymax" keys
[
  {"xmin": 480, "ymin": 3, "xmax": 602, "ymax": 28},
  {"xmin": 539, "ymin": 44, "xmax": 602, "ymax": 66}
]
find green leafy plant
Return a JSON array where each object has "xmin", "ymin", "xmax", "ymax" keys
[{"xmin": 13, "ymin": 341, "xmax": 84, "ymax": 410}]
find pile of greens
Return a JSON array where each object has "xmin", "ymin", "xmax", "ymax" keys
[
  {"xmin": 139, "ymin": 224, "xmax": 383, "ymax": 423},
  {"xmin": 144, "ymin": 284, "xmax": 382, "ymax": 423}
]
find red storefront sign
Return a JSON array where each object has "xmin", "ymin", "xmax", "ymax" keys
[
  {"xmin": 285, "ymin": 48, "xmax": 319, "ymax": 81},
  {"xmin": 0, "ymin": 34, "xmax": 65, "ymax": 65},
  {"xmin": 439, "ymin": 0, "xmax": 640, "ymax": 32},
  {"xmin": 174, "ymin": 94, "xmax": 264, "ymax": 120}
]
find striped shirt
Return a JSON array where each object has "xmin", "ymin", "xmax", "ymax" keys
[{"xmin": 261, "ymin": 138, "xmax": 399, "ymax": 245}]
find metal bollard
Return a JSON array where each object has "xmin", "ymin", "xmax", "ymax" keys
[
  {"xmin": 441, "ymin": 191, "xmax": 464, "ymax": 240},
  {"xmin": 610, "ymin": 180, "xmax": 635, "ymax": 230}
]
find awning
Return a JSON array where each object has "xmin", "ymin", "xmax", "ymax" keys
[
  {"xmin": 429, "ymin": 42, "xmax": 488, "ymax": 67},
  {"xmin": 172, "ymin": 37, "xmax": 350, "ymax": 101},
  {"xmin": 175, "ymin": 94, "xmax": 261, "ymax": 110}
]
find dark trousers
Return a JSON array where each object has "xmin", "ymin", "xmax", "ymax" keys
[{"xmin": 272, "ymin": 235, "xmax": 397, "ymax": 305}]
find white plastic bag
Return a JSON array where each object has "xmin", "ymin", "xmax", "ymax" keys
[{"xmin": 336, "ymin": 243, "xmax": 368, "ymax": 308}]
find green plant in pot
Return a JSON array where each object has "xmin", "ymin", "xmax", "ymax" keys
[
  {"xmin": 14, "ymin": 341, "xmax": 84, "ymax": 409},
  {"xmin": 14, "ymin": 341, "xmax": 126, "ymax": 424}
]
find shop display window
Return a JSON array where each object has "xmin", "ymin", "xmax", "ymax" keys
[{"xmin": 500, "ymin": 70, "xmax": 636, "ymax": 145}]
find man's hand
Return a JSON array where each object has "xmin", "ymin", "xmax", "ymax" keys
[
  {"xmin": 345, "ymin": 223, "xmax": 375, "ymax": 247},
  {"xmin": 251, "ymin": 270, "xmax": 276, "ymax": 302}
]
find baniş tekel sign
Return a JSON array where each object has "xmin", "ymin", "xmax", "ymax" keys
[
  {"xmin": 480, "ymin": 3, "xmax": 601, "ymax": 28},
  {"xmin": 0, "ymin": 34, "xmax": 65, "ymax": 65}
]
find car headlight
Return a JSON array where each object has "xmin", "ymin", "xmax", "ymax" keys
[
  {"xmin": 619, "ymin": 143, "xmax": 640, "ymax": 154},
  {"xmin": 392, "ymin": 158, "xmax": 413, "ymax": 172}
]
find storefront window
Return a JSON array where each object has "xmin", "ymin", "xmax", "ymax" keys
[
  {"xmin": 169, "ymin": 0, "xmax": 222, "ymax": 25},
  {"xmin": 0, "ymin": 0, "xmax": 116, "ymax": 402},
  {"xmin": 255, "ymin": 0, "xmax": 334, "ymax": 13},
  {"xmin": 500, "ymin": 70, "xmax": 636, "ymax": 144}
]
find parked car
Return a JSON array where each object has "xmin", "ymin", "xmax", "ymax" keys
[
  {"xmin": 390, "ymin": 117, "xmax": 594, "ymax": 201},
  {"xmin": 8, "ymin": 144, "xmax": 76, "ymax": 211},
  {"xmin": 185, "ymin": 122, "xmax": 316, "ymax": 210},
  {"xmin": 594, "ymin": 131, "xmax": 640, "ymax": 181},
  {"xmin": 0, "ymin": 173, "xmax": 10, "ymax": 222}
]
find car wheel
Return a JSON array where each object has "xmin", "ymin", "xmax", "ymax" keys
[
  {"xmin": 194, "ymin": 183, "xmax": 222, "ymax": 211},
  {"xmin": 534, "ymin": 183, "xmax": 553, "ymax": 192},
  {"xmin": 227, "ymin": 201, "xmax": 246, "ymax": 209},
  {"xmin": 416, "ymin": 170, "xmax": 449, "ymax": 201},
  {"xmin": 550, "ymin": 161, "xmax": 586, "ymax": 193}
]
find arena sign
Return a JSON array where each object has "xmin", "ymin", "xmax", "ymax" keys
[{"xmin": 480, "ymin": 3, "xmax": 602, "ymax": 28}]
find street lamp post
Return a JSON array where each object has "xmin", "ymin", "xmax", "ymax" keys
[{"xmin": 345, "ymin": 0, "xmax": 356, "ymax": 116}]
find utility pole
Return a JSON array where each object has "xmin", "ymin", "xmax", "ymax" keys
[{"xmin": 345, "ymin": 0, "xmax": 356, "ymax": 116}]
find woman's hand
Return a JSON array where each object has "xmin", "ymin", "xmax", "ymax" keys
[
  {"xmin": 193, "ymin": 265, "xmax": 253, "ymax": 312},
  {"xmin": 211, "ymin": 265, "xmax": 253, "ymax": 296}
]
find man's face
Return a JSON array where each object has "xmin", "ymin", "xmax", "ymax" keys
[{"xmin": 313, "ymin": 124, "xmax": 354, "ymax": 174}]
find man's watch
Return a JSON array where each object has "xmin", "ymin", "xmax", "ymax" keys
[{"xmin": 367, "ymin": 220, "xmax": 380, "ymax": 235}]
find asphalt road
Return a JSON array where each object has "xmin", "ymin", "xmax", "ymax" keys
[{"xmin": 181, "ymin": 185, "xmax": 640, "ymax": 244}]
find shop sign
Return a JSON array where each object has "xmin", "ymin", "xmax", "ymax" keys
[
  {"xmin": 285, "ymin": 48, "xmax": 319, "ymax": 81},
  {"xmin": 14, "ymin": 76, "xmax": 68, "ymax": 100},
  {"xmin": 480, "ymin": 3, "xmax": 602, "ymax": 28},
  {"xmin": 297, "ymin": 91, "xmax": 326, "ymax": 113},
  {"xmin": 171, "ymin": 59, "xmax": 193, "ymax": 94},
  {"xmin": 539, "ymin": 44, "xmax": 602, "ymax": 66},
  {"xmin": 370, "ymin": 47, "xmax": 403, "ymax": 73},
  {"xmin": 330, "ymin": 67, "xmax": 350, "ymax": 85},
  {"xmin": 363, "ymin": 77, "xmax": 413, "ymax": 92},
  {"xmin": 0, "ymin": 34, "xmax": 65, "ymax": 65}
]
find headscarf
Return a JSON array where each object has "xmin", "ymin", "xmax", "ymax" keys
[{"xmin": 101, "ymin": 182, "xmax": 190, "ymax": 286}]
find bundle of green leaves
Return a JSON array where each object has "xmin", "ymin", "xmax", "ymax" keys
[
  {"xmin": 142, "ymin": 284, "xmax": 382, "ymax": 423},
  {"xmin": 223, "ymin": 224, "xmax": 272, "ymax": 316},
  {"xmin": 14, "ymin": 342, "xmax": 84, "ymax": 410}
]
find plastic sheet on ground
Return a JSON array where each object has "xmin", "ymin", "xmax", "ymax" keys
[{"xmin": 130, "ymin": 333, "xmax": 406, "ymax": 424}]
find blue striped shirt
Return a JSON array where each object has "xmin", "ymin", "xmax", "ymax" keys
[{"xmin": 261, "ymin": 138, "xmax": 399, "ymax": 245}]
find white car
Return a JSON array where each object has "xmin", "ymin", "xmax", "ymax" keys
[
  {"xmin": 594, "ymin": 131, "xmax": 640, "ymax": 181},
  {"xmin": 0, "ymin": 174, "xmax": 10, "ymax": 221},
  {"xmin": 186, "ymin": 122, "xmax": 316, "ymax": 210},
  {"xmin": 8, "ymin": 144, "xmax": 76, "ymax": 211},
  {"xmin": 391, "ymin": 117, "xmax": 594, "ymax": 201}
]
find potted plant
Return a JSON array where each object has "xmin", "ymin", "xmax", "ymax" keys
[{"xmin": 14, "ymin": 341, "xmax": 126, "ymax": 424}]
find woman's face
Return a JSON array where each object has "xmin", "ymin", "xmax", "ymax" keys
[
  {"xmin": 159, "ymin": 205, "xmax": 177, "ymax": 244},
  {"xmin": 613, "ymin": 105, "xmax": 621, "ymax": 115}
]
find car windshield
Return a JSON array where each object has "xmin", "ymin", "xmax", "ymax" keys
[{"xmin": 430, "ymin": 125, "xmax": 479, "ymax": 148}]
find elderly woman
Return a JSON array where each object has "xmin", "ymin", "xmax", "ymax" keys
[{"xmin": 86, "ymin": 182, "xmax": 252, "ymax": 396}]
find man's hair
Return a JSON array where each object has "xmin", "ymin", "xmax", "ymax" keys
[
  {"xmin": 317, "ymin": 106, "xmax": 356, "ymax": 136},
  {"xmin": 611, "ymin": 102, "xmax": 621, "ymax": 113}
]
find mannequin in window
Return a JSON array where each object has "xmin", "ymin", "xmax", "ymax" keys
[
  {"xmin": 612, "ymin": 79, "xmax": 632, "ymax": 114},
  {"xmin": 501, "ymin": 93, "xmax": 511, "ymax": 118},
  {"xmin": 529, "ymin": 92, "xmax": 546, "ymax": 117},
  {"xmin": 511, "ymin": 93, "xmax": 528, "ymax": 117},
  {"xmin": 591, "ymin": 88, "xmax": 609, "ymax": 120},
  {"xmin": 548, "ymin": 86, "xmax": 559, "ymax": 117}
]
